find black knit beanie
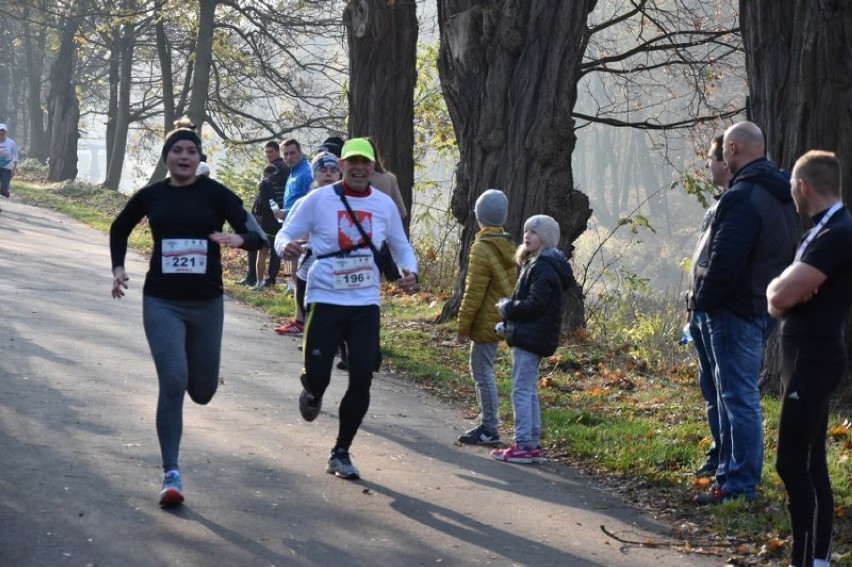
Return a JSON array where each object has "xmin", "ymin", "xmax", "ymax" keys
[{"xmin": 161, "ymin": 128, "xmax": 202, "ymax": 163}]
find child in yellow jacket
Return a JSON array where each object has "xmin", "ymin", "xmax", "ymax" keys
[{"xmin": 456, "ymin": 189, "xmax": 518, "ymax": 445}]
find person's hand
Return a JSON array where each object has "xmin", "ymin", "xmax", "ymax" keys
[
  {"xmin": 209, "ymin": 231, "xmax": 244, "ymax": 248},
  {"xmin": 454, "ymin": 333, "xmax": 469, "ymax": 345},
  {"xmin": 275, "ymin": 210, "xmax": 285, "ymax": 221},
  {"xmin": 397, "ymin": 269, "xmax": 418, "ymax": 293},
  {"xmin": 112, "ymin": 267, "xmax": 129, "ymax": 299},
  {"xmin": 802, "ymin": 287, "xmax": 819, "ymax": 303},
  {"xmin": 282, "ymin": 240, "xmax": 304, "ymax": 260}
]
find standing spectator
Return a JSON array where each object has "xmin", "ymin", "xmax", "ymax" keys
[
  {"xmin": 252, "ymin": 162, "xmax": 287, "ymax": 290},
  {"xmin": 692, "ymin": 121, "xmax": 798, "ymax": 504},
  {"xmin": 316, "ymin": 136, "xmax": 345, "ymax": 158},
  {"xmin": 275, "ymin": 138, "xmax": 418, "ymax": 480},
  {"xmin": 109, "ymin": 118, "xmax": 264, "ymax": 507},
  {"xmin": 282, "ymin": 139, "xmax": 313, "ymax": 215},
  {"xmin": 237, "ymin": 141, "xmax": 289, "ymax": 286},
  {"xmin": 196, "ymin": 159, "xmax": 211, "ymax": 177},
  {"xmin": 685, "ymin": 134, "xmax": 731, "ymax": 478},
  {"xmin": 0, "ymin": 124, "xmax": 19, "ymax": 211},
  {"xmin": 275, "ymin": 151, "xmax": 341, "ymax": 336},
  {"xmin": 767, "ymin": 150, "xmax": 852, "ymax": 567},
  {"xmin": 281, "ymin": 139, "xmax": 313, "ymax": 291},
  {"xmin": 491, "ymin": 215, "xmax": 574, "ymax": 464},
  {"xmin": 366, "ymin": 138, "xmax": 407, "ymax": 220},
  {"xmin": 455, "ymin": 189, "xmax": 517, "ymax": 446}
]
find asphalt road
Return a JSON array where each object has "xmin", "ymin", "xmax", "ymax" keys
[{"xmin": 0, "ymin": 200, "xmax": 725, "ymax": 566}]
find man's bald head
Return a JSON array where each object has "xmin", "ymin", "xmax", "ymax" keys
[{"xmin": 722, "ymin": 121, "xmax": 766, "ymax": 175}]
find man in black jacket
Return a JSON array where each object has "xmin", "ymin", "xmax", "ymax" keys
[
  {"xmin": 237, "ymin": 141, "xmax": 290, "ymax": 287},
  {"xmin": 692, "ymin": 121, "xmax": 798, "ymax": 504}
]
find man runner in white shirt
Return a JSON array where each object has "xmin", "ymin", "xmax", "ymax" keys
[{"xmin": 275, "ymin": 138, "xmax": 418, "ymax": 480}]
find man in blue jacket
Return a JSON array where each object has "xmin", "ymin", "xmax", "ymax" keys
[
  {"xmin": 692, "ymin": 121, "xmax": 798, "ymax": 504},
  {"xmin": 281, "ymin": 139, "xmax": 313, "ymax": 290}
]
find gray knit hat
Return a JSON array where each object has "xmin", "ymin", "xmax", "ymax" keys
[
  {"xmin": 474, "ymin": 189, "xmax": 509, "ymax": 227},
  {"xmin": 524, "ymin": 214, "xmax": 560, "ymax": 249}
]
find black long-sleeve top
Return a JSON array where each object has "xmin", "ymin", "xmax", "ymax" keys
[{"xmin": 110, "ymin": 176, "xmax": 264, "ymax": 300}]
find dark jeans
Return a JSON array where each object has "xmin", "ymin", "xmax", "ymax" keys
[
  {"xmin": 0, "ymin": 168, "xmax": 11, "ymax": 197},
  {"xmin": 245, "ymin": 249, "xmax": 257, "ymax": 283},
  {"xmin": 262, "ymin": 235, "xmax": 281, "ymax": 282},
  {"xmin": 776, "ymin": 336, "xmax": 845, "ymax": 566},
  {"xmin": 301, "ymin": 303, "xmax": 380, "ymax": 451}
]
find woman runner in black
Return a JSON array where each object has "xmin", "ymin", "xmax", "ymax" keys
[{"xmin": 110, "ymin": 118, "xmax": 265, "ymax": 507}]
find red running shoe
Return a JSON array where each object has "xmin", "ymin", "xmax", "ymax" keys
[{"xmin": 275, "ymin": 321, "xmax": 304, "ymax": 336}]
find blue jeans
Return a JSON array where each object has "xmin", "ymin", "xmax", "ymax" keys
[
  {"xmin": 510, "ymin": 347, "xmax": 541, "ymax": 448},
  {"xmin": 690, "ymin": 311, "xmax": 720, "ymax": 469},
  {"xmin": 470, "ymin": 342, "xmax": 499, "ymax": 433},
  {"xmin": 706, "ymin": 309, "xmax": 775, "ymax": 497}
]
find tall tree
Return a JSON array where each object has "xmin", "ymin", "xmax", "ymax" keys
[
  {"xmin": 435, "ymin": 0, "xmax": 741, "ymax": 329},
  {"xmin": 742, "ymin": 1, "xmax": 852, "ymax": 186},
  {"xmin": 103, "ymin": 17, "xmax": 138, "ymax": 190},
  {"xmin": 344, "ymin": 0, "xmax": 418, "ymax": 233},
  {"xmin": 740, "ymin": 0, "xmax": 852, "ymax": 391},
  {"xmin": 20, "ymin": 1, "xmax": 50, "ymax": 161},
  {"xmin": 435, "ymin": 1, "xmax": 595, "ymax": 329},
  {"xmin": 47, "ymin": 0, "xmax": 83, "ymax": 181}
]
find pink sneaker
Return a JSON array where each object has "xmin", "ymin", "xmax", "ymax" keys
[
  {"xmin": 530, "ymin": 446, "xmax": 544, "ymax": 463},
  {"xmin": 491, "ymin": 444, "xmax": 533, "ymax": 464}
]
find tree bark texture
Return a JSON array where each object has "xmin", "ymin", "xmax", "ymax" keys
[
  {"xmin": 345, "ymin": 0, "xmax": 418, "ymax": 234},
  {"xmin": 187, "ymin": 0, "xmax": 218, "ymax": 130},
  {"xmin": 741, "ymin": 0, "xmax": 852, "ymax": 393},
  {"xmin": 742, "ymin": 0, "xmax": 852, "ymax": 179},
  {"xmin": 104, "ymin": 24, "xmax": 135, "ymax": 191},
  {"xmin": 435, "ymin": 0, "xmax": 595, "ymax": 330},
  {"xmin": 47, "ymin": 7, "xmax": 81, "ymax": 182},
  {"xmin": 22, "ymin": 12, "xmax": 48, "ymax": 162}
]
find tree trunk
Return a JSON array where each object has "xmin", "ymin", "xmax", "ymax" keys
[
  {"xmin": 47, "ymin": 4, "xmax": 82, "ymax": 182},
  {"xmin": 104, "ymin": 23, "xmax": 135, "ymax": 191},
  {"xmin": 187, "ymin": 0, "xmax": 217, "ymax": 129},
  {"xmin": 147, "ymin": 3, "xmax": 178, "ymax": 185},
  {"xmin": 22, "ymin": 9, "xmax": 48, "ymax": 162},
  {"xmin": 344, "ymin": 0, "xmax": 418, "ymax": 234},
  {"xmin": 741, "ymin": 0, "xmax": 852, "ymax": 394},
  {"xmin": 435, "ymin": 1, "xmax": 594, "ymax": 330}
]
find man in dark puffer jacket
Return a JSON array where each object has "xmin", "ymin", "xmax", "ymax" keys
[{"xmin": 692, "ymin": 121, "xmax": 798, "ymax": 504}]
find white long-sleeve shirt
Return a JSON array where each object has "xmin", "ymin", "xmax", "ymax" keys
[{"xmin": 275, "ymin": 183, "xmax": 417, "ymax": 307}]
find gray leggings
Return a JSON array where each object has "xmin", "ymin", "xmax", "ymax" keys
[{"xmin": 143, "ymin": 295, "xmax": 224, "ymax": 471}]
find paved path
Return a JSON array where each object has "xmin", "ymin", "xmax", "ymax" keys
[{"xmin": 0, "ymin": 201, "xmax": 724, "ymax": 566}]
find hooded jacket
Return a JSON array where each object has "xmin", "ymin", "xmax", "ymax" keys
[
  {"xmin": 502, "ymin": 248, "xmax": 574, "ymax": 357},
  {"xmin": 693, "ymin": 157, "xmax": 798, "ymax": 318},
  {"xmin": 457, "ymin": 228, "xmax": 518, "ymax": 343}
]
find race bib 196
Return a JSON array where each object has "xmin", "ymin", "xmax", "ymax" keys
[
  {"xmin": 332, "ymin": 256, "xmax": 374, "ymax": 289},
  {"xmin": 162, "ymin": 239, "xmax": 208, "ymax": 274}
]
